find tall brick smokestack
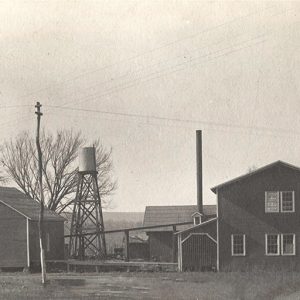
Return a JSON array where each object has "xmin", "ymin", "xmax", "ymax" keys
[{"xmin": 196, "ymin": 130, "xmax": 203, "ymax": 213}]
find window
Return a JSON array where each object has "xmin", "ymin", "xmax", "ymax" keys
[
  {"xmin": 194, "ymin": 216, "xmax": 200, "ymax": 225},
  {"xmin": 265, "ymin": 234, "xmax": 280, "ymax": 255},
  {"xmin": 281, "ymin": 191, "xmax": 295, "ymax": 212},
  {"xmin": 231, "ymin": 234, "xmax": 246, "ymax": 256},
  {"xmin": 192, "ymin": 212, "xmax": 202, "ymax": 225},
  {"xmin": 265, "ymin": 234, "xmax": 296, "ymax": 256},
  {"xmin": 265, "ymin": 192, "xmax": 279, "ymax": 213},
  {"xmin": 265, "ymin": 191, "xmax": 295, "ymax": 213},
  {"xmin": 281, "ymin": 234, "xmax": 295, "ymax": 255}
]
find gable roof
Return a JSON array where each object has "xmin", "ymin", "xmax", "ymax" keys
[
  {"xmin": 0, "ymin": 187, "xmax": 65, "ymax": 221},
  {"xmin": 175, "ymin": 217, "xmax": 217, "ymax": 235},
  {"xmin": 211, "ymin": 160, "xmax": 300, "ymax": 193},
  {"xmin": 143, "ymin": 205, "xmax": 216, "ymax": 232},
  {"xmin": 191, "ymin": 211, "xmax": 203, "ymax": 217}
]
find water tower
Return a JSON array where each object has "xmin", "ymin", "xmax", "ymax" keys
[{"xmin": 69, "ymin": 147, "xmax": 106, "ymax": 259}]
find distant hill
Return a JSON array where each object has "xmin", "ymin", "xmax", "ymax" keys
[
  {"xmin": 103, "ymin": 212, "xmax": 146, "ymax": 254},
  {"xmin": 63, "ymin": 211, "xmax": 145, "ymax": 233},
  {"xmin": 63, "ymin": 211, "xmax": 145, "ymax": 226},
  {"xmin": 103, "ymin": 212, "xmax": 144, "ymax": 223},
  {"xmin": 63, "ymin": 211, "xmax": 146, "ymax": 254}
]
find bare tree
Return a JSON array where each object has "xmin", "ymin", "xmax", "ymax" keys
[
  {"xmin": 0, "ymin": 172, "xmax": 7, "ymax": 184},
  {"xmin": 0, "ymin": 129, "xmax": 117, "ymax": 213}
]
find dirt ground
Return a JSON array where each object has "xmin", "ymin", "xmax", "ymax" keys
[{"xmin": 1, "ymin": 271, "xmax": 300, "ymax": 299}]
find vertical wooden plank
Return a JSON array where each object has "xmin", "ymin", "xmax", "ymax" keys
[
  {"xmin": 178, "ymin": 234, "xmax": 183, "ymax": 271},
  {"xmin": 178, "ymin": 234, "xmax": 182, "ymax": 271},
  {"xmin": 26, "ymin": 218, "xmax": 30, "ymax": 268},
  {"xmin": 216, "ymin": 189, "xmax": 220, "ymax": 272},
  {"xmin": 124, "ymin": 230, "xmax": 129, "ymax": 262},
  {"xmin": 79, "ymin": 235, "xmax": 85, "ymax": 261},
  {"xmin": 172, "ymin": 225, "xmax": 177, "ymax": 263}
]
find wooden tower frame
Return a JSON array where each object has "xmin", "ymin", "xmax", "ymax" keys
[{"xmin": 69, "ymin": 171, "xmax": 106, "ymax": 259}]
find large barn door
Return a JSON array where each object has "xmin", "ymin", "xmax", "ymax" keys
[{"xmin": 181, "ymin": 234, "xmax": 217, "ymax": 271}]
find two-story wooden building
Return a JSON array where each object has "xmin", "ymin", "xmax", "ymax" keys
[{"xmin": 177, "ymin": 160, "xmax": 300, "ymax": 271}]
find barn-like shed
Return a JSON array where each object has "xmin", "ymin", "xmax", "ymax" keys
[
  {"xmin": 176, "ymin": 218, "xmax": 217, "ymax": 271},
  {"xmin": 143, "ymin": 205, "xmax": 216, "ymax": 262},
  {"xmin": 0, "ymin": 187, "xmax": 65, "ymax": 269}
]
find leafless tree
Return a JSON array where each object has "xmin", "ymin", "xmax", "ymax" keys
[
  {"xmin": 0, "ymin": 172, "xmax": 7, "ymax": 184},
  {"xmin": 0, "ymin": 129, "xmax": 117, "ymax": 213}
]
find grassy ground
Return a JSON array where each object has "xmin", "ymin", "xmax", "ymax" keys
[{"xmin": 0, "ymin": 271, "xmax": 300, "ymax": 299}]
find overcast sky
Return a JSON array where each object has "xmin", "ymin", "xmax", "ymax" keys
[{"xmin": 0, "ymin": 1, "xmax": 299, "ymax": 211}]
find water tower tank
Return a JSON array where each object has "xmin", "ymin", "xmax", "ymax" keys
[{"xmin": 79, "ymin": 147, "xmax": 97, "ymax": 172}]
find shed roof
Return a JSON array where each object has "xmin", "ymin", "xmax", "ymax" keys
[
  {"xmin": 0, "ymin": 187, "xmax": 65, "ymax": 221},
  {"xmin": 175, "ymin": 217, "xmax": 217, "ymax": 235},
  {"xmin": 211, "ymin": 160, "xmax": 300, "ymax": 194},
  {"xmin": 143, "ymin": 205, "xmax": 216, "ymax": 232}
]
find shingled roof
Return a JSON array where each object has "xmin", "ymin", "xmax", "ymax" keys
[
  {"xmin": 143, "ymin": 205, "xmax": 216, "ymax": 232},
  {"xmin": 0, "ymin": 187, "xmax": 65, "ymax": 222}
]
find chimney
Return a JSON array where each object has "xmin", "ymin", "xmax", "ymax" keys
[{"xmin": 196, "ymin": 130, "xmax": 203, "ymax": 213}]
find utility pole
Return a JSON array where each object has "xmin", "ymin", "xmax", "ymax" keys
[{"xmin": 35, "ymin": 102, "xmax": 46, "ymax": 284}]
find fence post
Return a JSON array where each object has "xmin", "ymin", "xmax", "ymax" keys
[
  {"xmin": 124, "ymin": 230, "xmax": 130, "ymax": 262},
  {"xmin": 172, "ymin": 225, "xmax": 177, "ymax": 263}
]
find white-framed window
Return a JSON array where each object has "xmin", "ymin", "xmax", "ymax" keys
[
  {"xmin": 281, "ymin": 234, "xmax": 295, "ymax": 255},
  {"xmin": 265, "ymin": 234, "xmax": 280, "ymax": 255},
  {"xmin": 265, "ymin": 234, "xmax": 296, "ymax": 256},
  {"xmin": 194, "ymin": 216, "xmax": 201, "ymax": 225},
  {"xmin": 265, "ymin": 191, "xmax": 295, "ymax": 213},
  {"xmin": 265, "ymin": 192, "xmax": 280, "ymax": 213},
  {"xmin": 231, "ymin": 234, "xmax": 246, "ymax": 256},
  {"xmin": 281, "ymin": 191, "xmax": 295, "ymax": 213},
  {"xmin": 192, "ymin": 212, "xmax": 202, "ymax": 225}
]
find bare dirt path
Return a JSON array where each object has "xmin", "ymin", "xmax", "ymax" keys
[{"xmin": 0, "ymin": 271, "xmax": 299, "ymax": 299}]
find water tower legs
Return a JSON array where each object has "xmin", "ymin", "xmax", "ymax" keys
[{"xmin": 69, "ymin": 172, "xmax": 106, "ymax": 260}]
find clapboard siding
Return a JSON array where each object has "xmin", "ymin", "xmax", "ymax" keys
[
  {"xmin": 182, "ymin": 235, "xmax": 216, "ymax": 271},
  {"xmin": 177, "ymin": 219, "xmax": 217, "ymax": 271},
  {"xmin": 0, "ymin": 203, "xmax": 27, "ymax": 267},
  {"xmin": 0, "ymin": 187, "xmax": 65, "ymax": 268},
  {"xmin": 29, "ymin": 221, "xmax": 65, "ymax": 262},
  {"xmin": 218, "ymin": 163, "xmax": 300, "ymax": 271}
]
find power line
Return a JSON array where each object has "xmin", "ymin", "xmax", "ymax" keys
[
  {"xmin": 45, "ymin": 109, "xmax": 298, "ymax": 141},
  {"xmin": 0, "ymin": 105, "xmax": 32, "ymax": 109},
  {"xmin": 56, "ymin": 34, "xmax": 268, "ymax": 108},
  {"xmin": 47, "ymin": 29, "xmax": 251, "ymax": 104},
  {"xmin": 44, "ymin": 105, "xmax": 300, "ymax": 137},
  {"xmin": 56, "ymin": 16, "xmax": 297, "ymax": 110},
  {"xmin": 56, "ymin": 7, "xmax": 293, "ymax": 109},
  {"xmin": 14, "ymin": 4, "xmax": 278, "ymax": 101},
  {"xmin": 28, "ymin": 4, "xmax": 288, "ymax": 106}
]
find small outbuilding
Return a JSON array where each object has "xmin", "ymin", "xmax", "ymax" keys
[
  {"xmin": 176, "ymin": 218, "xmax": 217, "ymax": 271},
  {"xmin": 0, "ymin": 187, "xmax": 65, "ymax": 269},
  {"xmin": 143, "ymin": 205, "xmax": 216, "ymax": 262}
]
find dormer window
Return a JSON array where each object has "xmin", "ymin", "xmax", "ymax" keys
[{"xmin": 192, "ymin": 212, "xmax": 203, "ymax": 225}]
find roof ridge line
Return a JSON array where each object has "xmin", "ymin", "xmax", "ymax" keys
[
  {"xmin": 211, "ymin": 160, "xmax": 300, "ymax": 193},
  {"xmin": 0, "ymin": 200, "xmax": 31, "ymax": 220}
]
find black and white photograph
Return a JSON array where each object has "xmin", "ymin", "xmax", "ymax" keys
[{"xmin": 0, "ymin": 1, "xmax": 299, "ymax": 299}]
